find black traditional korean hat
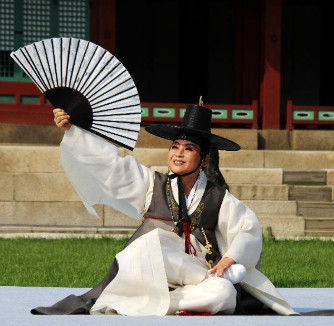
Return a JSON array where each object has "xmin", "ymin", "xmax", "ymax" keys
[{"xmin": 145, "ymin": 98, "xmax": 241, "ymax": 151}]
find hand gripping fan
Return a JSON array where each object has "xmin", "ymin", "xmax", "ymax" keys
[{"xmin": 10, "ymin": 38, "xmax": 141, "ymax": 150}]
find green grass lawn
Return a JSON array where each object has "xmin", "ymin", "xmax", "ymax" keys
[
  {"xmin": 261, "ymin": 238, "xmax": 334, "ymax": 288},
  {"xmin": 0, "ymin": 237, "xmax": 128, "ymax": 287},
  {"xmin": 0, "ymin": 237, "xmax": 333, "ymax": 288}
]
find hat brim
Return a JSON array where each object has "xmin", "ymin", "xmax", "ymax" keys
[{"xmin": 145, "ymin": 124, "xmax": 240, "ymax": 151}]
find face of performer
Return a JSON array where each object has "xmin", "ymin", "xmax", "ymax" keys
[{"xmin": 168, "ymin": 139, "xmax": 209, "ymax": 176}]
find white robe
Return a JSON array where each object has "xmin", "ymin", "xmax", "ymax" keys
[{"xmin": 60, "ymin": 125, "xmax": 296, "ymax": 316}]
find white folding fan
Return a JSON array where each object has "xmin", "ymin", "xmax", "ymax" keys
[{"xmin": 10, "ymin": 38, "xmax": 141, "ymax": 150}]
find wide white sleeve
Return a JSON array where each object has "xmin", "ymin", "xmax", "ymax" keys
[
  {"xmin": 215, "ymin": 191, "xmax": 262, "ymax": 268},
  {"xmin": 60, "ymin": 125, "xmax": 155, "ymax": 220}
]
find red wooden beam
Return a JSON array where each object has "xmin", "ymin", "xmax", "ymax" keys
[
  {"xmin": 0, "ymin": 106, "xmax": 54, "ymax": 124},
  {"xmin": 90, "ymin": 0, "xmax": 116, "ymax": 54},
  {"xmin": 260, "ymin": 0, "xmax": 282, "ymax": 129},
  {"xmin": 0, "ymin": 81, "xmax": 53, "ymax": 124},
  {"xmin": 234, "ymin": 0, "xmax": 261, "ymax": 105},
  {"xmin": 286, "ymin": 100, "xmax": 293, "ymax": 130}
]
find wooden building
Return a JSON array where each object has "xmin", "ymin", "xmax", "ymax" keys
[{"xmin": 1, "ymin": 0, "xmax": 334, "ymax": 129}]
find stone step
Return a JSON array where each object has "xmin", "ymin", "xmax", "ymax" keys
[
  {"xmin": 141, "ymin": 165, "xmax": 334, "ymax": 188},
  {"xmin": 305, "ymin": 218, "xmax": 334, "ymax": 231},
  {"xmin": 150, "ymin": 174, "xmax": 333, "ymax": 202},
  {"xmin": 0, "ymin": 172, "xmax": 81, "ymax": 202},
  {"xmin": 220, "ymin": 150, "xmax": 334, "ymax": 169},
  {"xmin": 0, "ymin": 201, "xmax": 141, "ymax": 229},
  {"xmin": 151, "ymin": 167, "xmax": 283, "ymax": 185},
  {"xmin": 127, "ymin": 148, "xmax": 167, "ymax": 168},
  {"xmin": 0, "ymin": 123, "xmax": 64, "ymax": 145},
  {"xmin": 128, "ymin": 148, "xmax": 334, "ymax": 170},
  {"xmin": 219, "ymin": 150, "xmax": 264, "ymax": 168},
  {"xmin": 4, "ymin": 169, "xmax": 333, "ymax": 204},
  {"xmin": 3, "ymin": 144, "xmax": 334, "ymax": 173},
  {"xmin": 0, "ymin": 124, "xmax": 259, "ymax": 150},
  {"xmin": 289, "ymin": 185, "xmax": 332, "ymax": 201},
  {"xmin": 221, "ymin": 168, "xmax": 282, "ymax": 185},
  {"xmin": 13, "ymin": 173, "xmax": 79, "ymax": 202},
  {"xmin": 304, "ymin": 231, "xmax": 334, "ymax": 237},
  {"xmin": 262, "ymin": 151, "xmax": 334, "ymax": 169},
  {"xmin": 243, "ymin": 200, "xmax": 297, "ymax": 216},
  {"xmin": 258, "ymin": 216, "xmax": 305, "ymax": 238},
  {"xmin": 283, "ymin": 170, "xmax": 327, "ymax": 185},
  {"xmin": 4, "ymin": 124, "xmax": 334, "ymax": 151},
  {"xmin": 297, "ymin": 202, "xmax": 334, "ymax": 218},
  {"xmin": 1, "ymin": 170, "xmax": 288, "ymax": 203},
  {"xmin": 0, "ymin": 201, "xmax": 102, "ymax": 227},
  {"xmin": 229, "ymin": 184, "xmax": 288, "ymax": 200},
  {"xmin": 133, "ymin": 150, "xmax": 334, "ymax": 173},
  {"xmin": 0, "ymin": 145, "xmax": 63, "ymax": 173}
]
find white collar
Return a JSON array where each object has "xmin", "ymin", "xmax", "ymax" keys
[{"xmin": 170, "ymin": 171, "xmax": 207, "ymax": 213}]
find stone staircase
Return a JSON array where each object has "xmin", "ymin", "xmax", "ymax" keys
[
  {"xmin": 284, "ymin": 170, "xmax": 334, "ymax": 236},
  {"xmin": 224, "ymin": 157, "xmax": 334, "ymax": 238},
  {"xmin": 1, "ymin": 143, "xmax": 334, "ymax": 238}
]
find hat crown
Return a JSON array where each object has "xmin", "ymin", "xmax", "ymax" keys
[
  {"xmin": 144, "ymin": 102, "xmax": 241, "ymax": 151},
  {"xmin": 181, "ymin": 105, "xmax": 212, "ymax": 133}
]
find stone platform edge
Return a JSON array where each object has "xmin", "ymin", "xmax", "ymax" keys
[
  {"xmin": 0, "ymin": 225, "xmax": 136, "ymax": 238},
  {"xmin": 2, "ymin": 123, "xmax": 334, "ymax": 150}
]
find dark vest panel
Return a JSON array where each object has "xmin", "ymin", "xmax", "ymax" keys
[{"xmin": 144, "ymin": 172, "xmax": 225, "ymax": 265}]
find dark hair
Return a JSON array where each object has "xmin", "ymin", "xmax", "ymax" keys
[
  {"xmin": 205, "ymin": 147, "xmax": 229, "ymax": 190},
  {"xmin": 200, "ymin": 143, "xmax": 210, "ymax": 159}
]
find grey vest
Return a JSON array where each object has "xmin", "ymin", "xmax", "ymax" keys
[{"xmin": 144, "ymin": 172, "xmax": 225, "ymax": 265}]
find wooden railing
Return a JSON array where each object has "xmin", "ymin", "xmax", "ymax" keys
[
  {"xmin": 286, "ymin": 100, "xmax": 334, "ymax": 130},
  {"xmin": 141, "ymin": 100, "xmax": 258, "ymax": 128},
  {"xmin": 0, "ymin": 82, "xmax": 53, "ymax": 124},
  {"xmin": 0, "ymin": 81, "xmax": 258, "ymax": 128}
]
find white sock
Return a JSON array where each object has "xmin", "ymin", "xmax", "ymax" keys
[{"xmin": 207, "ymin": 264, "xmax": 247, "ymax": 284}]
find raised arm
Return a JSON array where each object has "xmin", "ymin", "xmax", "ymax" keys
[{"xmin": 53, "ymin": 109, "xmax": 154, "ymax": 220}]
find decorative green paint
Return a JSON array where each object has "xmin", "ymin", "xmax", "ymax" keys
[
  {"xmin": 318, "ymin": 111, "xmax": 334, "ymax": 121},
  {"xmin": 141, "ymin": 107, "xmax": 149, "ymax": 117},
  {"xmin": 293, "ymin": 110, "xmax": 314, "ymax": 121},
  {"xmin": 179, "ymin": 108, "xmax": 187, "ymax": 118},
  {"xmin": 211, "ymin": 109, "xmax": 228, "ymax": 119},
  {"xmin": 231, "ymin": 109, "xmax": 253, "ymax": 120},
  {"xmin": 20, "ymin": 95, "xmax": 39, "ymax": 104},
  {"xmin": 153, "ymin": 107, "xmax": 175, "ymax": 118},
  {"xmin": 0, "ymin": 95, "xmax": 15, "ymax": 103}
]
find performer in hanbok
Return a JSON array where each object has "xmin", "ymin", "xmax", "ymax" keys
[{"xmin": 31, "ymin": 102, "xmax": 296, "ymax": 316}]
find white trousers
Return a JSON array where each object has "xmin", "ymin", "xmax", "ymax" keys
[
  {"xmin": 168, "ymin": 278, "xmax": 236, "ymax": 315},
  {"xmin": 90, "ymin": 228, "xmax": 236, "ymax": 316},
  {"xmin": 160, "ymin": 230, "xmax": 236, "ymax": 315}
]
